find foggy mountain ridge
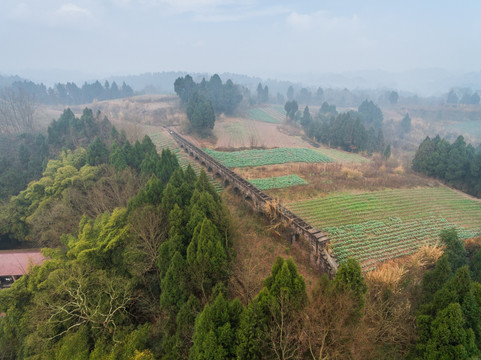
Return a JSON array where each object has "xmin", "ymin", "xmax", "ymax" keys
[
  {"xmin": 2, "ymin": 68, "xmax": 481, "ymax": 98},
  {"xmin": 104, "ymin": 69, "xmax": 481, "ymax": 97}
]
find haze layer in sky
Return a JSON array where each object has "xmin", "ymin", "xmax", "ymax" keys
[{"xmin": 1, "ymin": 0, "xmax": 480, "ymax": 80}]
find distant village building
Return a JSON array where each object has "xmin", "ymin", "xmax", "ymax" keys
[{"xmin": 0, "ymin": 249, "xmax": 46, "ymax": 289}]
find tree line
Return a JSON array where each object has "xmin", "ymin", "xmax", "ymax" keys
[
  {"xmin": 174, "ymin": 74, "xmax": 243, "ymax": 135},
  {"xmin": 301, "ymin": 100, "xmax": 387, "ymax": 155},
  {"xmin": 447, "ymin": 89, "xmax": 481, "ymax": 105},
  {"xmin": 3, "ymin": 80, "xmax": 134, "ymax": 106},
  {"xmin": 412, "ymin": 135, "xmax": 481, "ymax": 197}
]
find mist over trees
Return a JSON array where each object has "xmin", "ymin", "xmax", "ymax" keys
[
  {"xmin": 284, "ymin": 100, "xmax": 299, "ymax": 121},
  {"xmin": 447, "ymin": 89, "xmax": 480, "ymax": 105},
  {"xmin": 0, "ymin": 86, "xmax": 35, "ymax": 134},
  {"xmin": 174, "ymin": 74, "xmax": 243, "ymax": 115},
  {"xmin": 174, "ymin": 74, "xmax": 243, "ymax": 135},
  {"xmin": 256, "ymin": 82, "xmax": 269, "ymax": 103},
  {"xmin": 1, "ymin": 80, "xmax": 134, "ymax": 106}
]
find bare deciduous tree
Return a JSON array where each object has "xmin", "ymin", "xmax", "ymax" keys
[
  {"xmin": 269, "ymin": 292, "xmax": 305, "ymax": 360},
  {"xmin": 303, "ymin": 284, "xmax": 361, "ymax": 360},
  {"xmin": 230, "ymin": 245, "xmax": 263, "ymax": 304},
  {"xmin": 43, "ymin": 266, "xmax": 134, "ymax": 342},
  {"xmin": 128, "ymin": 205, "xmax": 168, "ymax": 276},
  {"xmin": 0, "ymin": 87, "xmax": 36, "ymax": 134}
]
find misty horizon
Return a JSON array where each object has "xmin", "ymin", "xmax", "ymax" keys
[{"xmin": 1, "ymin": 0, "xmax": 481, "ymax": 95}]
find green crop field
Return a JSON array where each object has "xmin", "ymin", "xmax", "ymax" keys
[
  {"xmin": 287, "ymin": 187, "xmax": 481, "ymax": 270},
  {"xmin": 314, "ymin": 147, "xmax": 370, "ymax": 163},
  {"xmin": 249, "ymin": 175, "xmax": 308, "ymax": 190},
  {"xmin": 272, "ymin": 105, "xmax": 287, "ymax": 115},
  {"xmin": 248, "ymin": 108, "xmax": 281, "ymax": 124},
  {"xmin": 203, "ymin": 148, "xmax": 333, "ymax": 168}
]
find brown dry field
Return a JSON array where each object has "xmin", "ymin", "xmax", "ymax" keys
[
  {"xmin": 213, "ymin": 116, "xmax": 310, "ymax": 149},
  {"xmin": 233, "ymin": 156, "xmax": 437, "ymax": 203},
  {"xmin": 171, "ymin": 116, "xmax": 312, "ymax": 150},
  {"xmin": 36, "ymin": 94, "xmax": 184, "ymax": 126}
]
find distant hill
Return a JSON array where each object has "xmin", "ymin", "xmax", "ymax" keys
[
  {"xmin": 0, "ymin": 74, "xmax": 24, "ymax": 88},
  {"xmin": 106, "ymin": 71, "xmax": 267, "ymax": 94}
]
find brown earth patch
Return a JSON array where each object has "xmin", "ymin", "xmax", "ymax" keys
[
  {"xmin": 213, "ymin": 117, "xmax": 310, "ymax": 149},
  {"xmin": 233, "ymin": 157, "xmax": 436, "ymax": 204}
]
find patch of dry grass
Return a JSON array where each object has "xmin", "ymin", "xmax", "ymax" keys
[
  {"xmin": 365, "ymin": 243, "xmax": 444, "ymax": 291},
  {"xmin": 224, "ymin": 191, "xmax": 318, "ymax": 303},
  {"xmin": 366, "ymin": 263, "xmax": 407, "ymax": 293},
  {"xmin": 233, "ymin": 157, "xmax": 435, "ymax": 204}
]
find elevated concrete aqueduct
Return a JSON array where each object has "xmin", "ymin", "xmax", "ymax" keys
[{"xmin": 168, "ymin": 129, "xmax": 339, "ymax": 276}]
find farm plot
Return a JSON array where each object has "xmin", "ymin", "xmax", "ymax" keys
[
  {"xmin": 203, "ymin": 148, "xmax": 333, "ymax": 168},
  {"xmin": 248, "ymin": 108, "xmax": 280, "ymax": 124},
  {"xmin": 262, "ymin": 105, "xmax": 286, "ymax": 122},
  {"xmin": 249, "ymin": 175, "xmax": 307, "ymax": 190},
  {"xmin": 287, "ymin": 187, "xmax": 481, "ymax": 269},
  {"xmin": 314, "ymin": 147, "xmax": 370, "ymax": 163},
  {"xmin": 272, "ymin": 105, "xmax": 287, "ymax": 115}
]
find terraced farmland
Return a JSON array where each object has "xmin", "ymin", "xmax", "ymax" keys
[
  {"xmin": 287, "ymin": 187, "xmax": 481, "ymax": 270},
  {"xmin": 249, "ymin": 175, "xmax": 308, "ymax": 190},
  {"xmin": 203, "ymin": 148, "xmax": 333, "ymax": 168}
]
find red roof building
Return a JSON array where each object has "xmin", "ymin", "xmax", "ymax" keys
[{"xmin": 0, "ymin": 249, "xmax": 46, "ymax": 288}]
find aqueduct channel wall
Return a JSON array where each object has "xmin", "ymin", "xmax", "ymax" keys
[{"xmin": 168, "ymin": 129, "xmax": 339, "ymax": 276}]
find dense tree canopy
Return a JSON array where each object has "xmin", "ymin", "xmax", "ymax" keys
[
  {"xmin": 412, "ymin": 228, "xmax": 481, "ymax": 358},
  {"xmin": 357, "ymin": 99, "xmax": 383, "ymax": 132},
  {"xmin": 304, "ymin": 110, "xmax": 385, "ymax": 154},
  {"xmin": 256, "ymin": 83, "xmax": 269, "ymax": 103},
  {"xmin": 0, "ymin": 140, "xmax": 236, "ymax": 360},
  {"xmin": 412, "ymin": 135, "xmax": 481, "ymax": 197},
  {"xmin": 174, "ymin": 74, "xmax": 243, "ymax": 116},
  {"xmin": 0, "ymin": 107, "xmax": 123, "ymax": 203},
  {"xmin": 186, "ymin": 92, "xmax": 216, "ymax": 135},
  {"xmin": 284, "ymin": 100, "xmax": 299, "ymax": 121}
]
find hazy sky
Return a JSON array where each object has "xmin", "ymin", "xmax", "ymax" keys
[{"xmin": 1, "ymin": 0, "xmax": 481, "ymax": 81}]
